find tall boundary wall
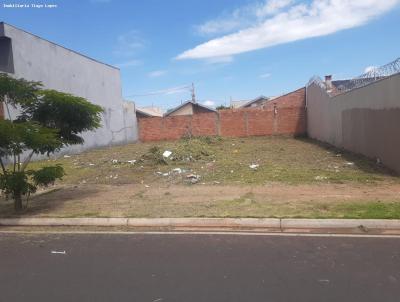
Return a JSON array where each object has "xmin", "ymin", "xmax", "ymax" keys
[
  {"xmin": 307, "ymin": 73, "xmax": 400, "ymax": 173},
  {"xmin": 0, "ymin": 22, "xmax": 138, "ymax": 156},
  {"xmin": 138, "ymin": 88, "xmax": 306, "ymax": 141}
]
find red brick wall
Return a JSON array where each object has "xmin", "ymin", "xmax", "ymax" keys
[
  {"xmin": 265, "ymin": 87, "xmax": 306, "ymax": 109},
  {"xmin": 138, "ymin": 87, "xmax": 306, "ymax": 142}
]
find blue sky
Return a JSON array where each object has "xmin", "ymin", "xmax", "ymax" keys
[{"xmin": 1, "ymin": 0, "xmax": 400, "ymax": 110}]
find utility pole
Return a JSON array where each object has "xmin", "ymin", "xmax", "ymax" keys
[{"xmin": 191, "ymin": 83, "xmax": 196, "ymax": 103}]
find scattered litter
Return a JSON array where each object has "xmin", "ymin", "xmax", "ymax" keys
[
  {"xmin": 230, "ymin": 170, "xmax": 234, "ymax": 173},
  {"xmin": 156, "ymin": 171, "xmax": 163, "ymax": 175},
  {"xmin": 88, "ymin": 163, "xmax": 95, "ymax": 166},
  {"xmin": 315, "ymin": 175, "xmax": 328, "ymax": 181},
  {"xmin": 318, "ymin": 279, "xmax": 330, "ymax": 283},
  {"xmin": 335, "ymin": 153, "xmax": 342, "ymax": 157},
  {"xmin": 112, "ymin": 159, "xmax": 118, "ymax": 164},
  {"xmin": 152, "ymin": 299, "xmax": 163, "ymax": 302},
  {"xmin": 163, "ymin": 150, "xmax": 172, "ymax": 158},
  {"xmin": 172, "ymin": 168, "xmax": 182, "ymax": 174},
  {"xmin": 376, "ymin": 158, "xmax": 381, "ymax": 164},
  {"xmin": 127, "ymin": 160, "xmax": 136, "ymax": 164},
  {"xmin": 249, "ymin": 164, "xmax": 259, "ymax": 170},
  {"xmin": 63, "ymin": 155, "xmax": 71, "ymax": 158},
  {"xmin": 345, "ymin": 162, "xmax": 355, "ymax": 166},
  {"xmin": 51, "ymin": 250, "xmax": 66, "ymax": 254},
  {"xmin": 162, "ymin": 173, "xmax": 169, "ymax": 177},
  {"xmin": 186, "ymin": 174, "xmax": 200, "ymax": 184},
  {"xmin": 213, "ymin": 181, "xmax": 221, "ymax": 184},
  {"xmin": 145, "ymin": 185, "xmax": 150, "ymax": 188}
]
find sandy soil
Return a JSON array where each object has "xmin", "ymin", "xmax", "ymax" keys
[{"xmin": 1, "ymin": 181, "xmax": 399, "ymax": 218}]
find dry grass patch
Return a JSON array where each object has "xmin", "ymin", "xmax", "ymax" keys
[{"xmin": 1, "ymin": 136, "xmax": 399, "ymax": 219}]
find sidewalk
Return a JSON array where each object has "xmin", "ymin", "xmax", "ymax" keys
[{"xmin": 1, "ymin": 217, "xmax": 400, "ymax": 234}]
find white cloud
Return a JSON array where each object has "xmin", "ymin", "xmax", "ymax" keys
[
  {"xmin": 114, "ymin": 30, "xmax": 145, "ymax": 57},
  {"xmin": 205, "ymin": 55, "xmax": 234, "ymax": 64},
  {"xmin": 178, "ymin": 0, "xmax": 399, "ymax": 60},
  {"xmin": 203, "ymin": 100, "xmax": 215, "ymax": 107},
  {"xmin": 115, "ymin": 59, "xmax": 142, "ymax": 68},
  {"xmin": 196, "ymin": 0, "xmax": 292, "ymax": 36},
  {"xmin": 364, "ymin": 65, "xmax": 378, "ymax": 73},
  {"xmin": 148, "ymin": 70, "xmax": 167, "ymax": 78},
  {"xmin": 259, "ymin": 72, "xmax": 271, "ymax": 78},
  {"xmin": 255, "ymin": 0, "xmax": 294, "ymax": 17}
]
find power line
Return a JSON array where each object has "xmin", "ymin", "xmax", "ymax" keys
[{"xmin": 125, "ymin": 84, "xmax": 192, "ymax": 98}]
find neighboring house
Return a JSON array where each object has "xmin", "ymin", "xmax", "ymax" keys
[
  {"xmin": 231, "ymin": 95, "xmax": 278, "ymax": 109},
  {"xmin": 230, "ymin": 100, "xmax": 248, "ymax": 109},
  {"xmin": 136, "ymin": 106, "xmax": 164, "ymax": 118},
  {"xmin": 0, "ymin": 22, "xmax": 137, "ymax": 154},
  {"xmin": 165, "ymin": 100, "xmax": 216, "ymax": 116},
  {"xmin": 240, "ymin": 95, "xmax": 270, "ymax": 108}
]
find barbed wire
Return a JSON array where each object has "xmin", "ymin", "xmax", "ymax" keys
[
  {"xmin": 337, "ymin": 57, "xmax": 400, "ymax": 93},
  {"xmin": 307, "ymin": 57, "xmax": 400, "ymax": 95}
]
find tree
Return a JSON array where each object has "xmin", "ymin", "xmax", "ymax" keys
[
  {"xmin": 0, "ymin": 73, "xmax": 103, "ymax": 211},
  {"xmin": 216, "ymin": 105, "xmax": 230, "ymax": 110}
]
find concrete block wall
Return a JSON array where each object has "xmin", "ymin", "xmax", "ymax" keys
[{"xmin": 307, "ymin": 73, "xmax": 400, "ymax": 173}]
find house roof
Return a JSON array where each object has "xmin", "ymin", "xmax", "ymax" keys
[
  {"xmin": 240, "ymin": 95, "xmax": 269, "ymax": 108},
  {"xmin": 230, "ymin": 100, "xmax": 249, "ymax": 108},
  {"xmin": 136, "ymin": 107, "xmax": 163, "ymax": 117},
  {"xmin": 164, "ymin": 101, "xmax": 216, "ymax": 116}
]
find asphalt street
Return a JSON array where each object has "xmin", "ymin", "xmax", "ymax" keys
[{"xmin": 1, "ymin": 232, "xmax": 400, "ymax": 302}]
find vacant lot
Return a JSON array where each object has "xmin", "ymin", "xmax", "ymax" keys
[{"xmin": 1, "ymin": 136, "xmax": 399, "ymax": 218}]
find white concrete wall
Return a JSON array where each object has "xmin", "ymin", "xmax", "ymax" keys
[{"xmin": 1, "ymin": 22, "xmax": 138, "ymax": 155}]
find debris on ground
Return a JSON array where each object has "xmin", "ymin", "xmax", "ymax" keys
[
  {"xmin": 315, "ymin": 175, "xmax": 328, "ymax": 181},
  {"xmin": 345, "ymin": 162, "xmax": 355, "ymax": 167},
  {"xmin": 63, "ymin": 155, "xmax": 71, "ymax": 158},
  {"xmin": 249, "ymin": 164, "xmax": 259, "ymax": 170},
  {"xmin": 145, "ymin": 185, "xmax": 150, "ymax": 188},
  {"xmin": 163, "ymin": 150, "xmax": 172, "ymax": 158},
  {"xmin": 127, "ymin": 160, "xmax": 136, "ymax": 164},
  {"xmin": 335, "ymin": 153, "xmax": 342, "ymax": 157},
  {"xmin": 51, "ymin": 250, "xmax": 66, "ymax": 255},
  {"xmin": 112, "ymin": 159, "xmax": 118, "ymax": 164},
  {"xmin": 172, "ymin": 168, "xmax": 182, "ymax": 174},
  {"xmin": 186, "ymin": 174, "xmax": 200, "ymax": 184},
  {"xmin": 88, "ymin": 163, "xmax": 95, "ymax": 166},
  {"xmin": 141, "ymin": 146, "xmax": 168, "ymax": 165}
]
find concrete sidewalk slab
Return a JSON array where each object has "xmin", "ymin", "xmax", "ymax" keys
[
  {"xmin": 0, "ymin": 218, "xmax": 128, "ymax": 226},
  {"xmin": 281, "ymin": 219, "xmax": 400, "ymax": 230},
  {"xmin": 1, "ymin": 218, "xmax": 400, "ymax": 234}
]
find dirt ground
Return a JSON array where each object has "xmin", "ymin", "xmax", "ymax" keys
[
  {"xmin": 1, "ymin": 136, "xmax": 399, "ymax": 219},
  {"xmin": 1, "ymin": 181, "xmax": 399, "ymax": 218}
]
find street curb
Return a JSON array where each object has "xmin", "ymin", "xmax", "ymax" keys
[{"xmin": 1, "ymin": 218, "xmax": 400, "ymax": 232}]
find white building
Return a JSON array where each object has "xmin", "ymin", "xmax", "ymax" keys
[{"xmin": 0, "ymin": 22, "xmax": 138, "ymax": 154}]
